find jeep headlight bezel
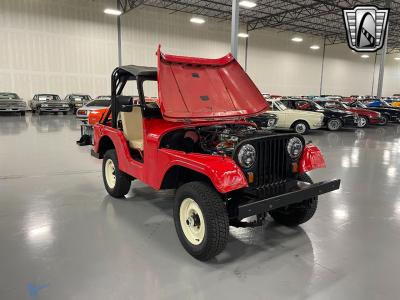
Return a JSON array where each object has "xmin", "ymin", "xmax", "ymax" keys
[
  {"xmin": 287, "ymin": 137, "xmax": 303, "ymax": 159},
  {"xmin": 237, "ymin": 144, "xmax": 256, "ymax": 169}
]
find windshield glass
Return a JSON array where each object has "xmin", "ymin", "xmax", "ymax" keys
[
  {"xmin": 0, "ymin": 93, "xmax": 19, "ymax": 100},
  {"xmin": 95, "ymin": 96, "xmax": 111, "ymax": 101},
  {"xmin": 86, "ymin": 100, "xmax": 110, "ymax": 107},
  {"xmin": 341, "ymin": 103, "xmax": 350, "ymax": 109},
  {"xmin": 312, "ymin": 102, "xmax": 323, "ymax": 109},
  {"xmin": 38, "ymin": 95, "xmax": 60, "ymax": 101},
  {"xmin": 70, "ymin": 95, "xmax": 91, "ymax": 102},
  {"xmin": 273, "ymin": 100, "xmax": 287, "ymax": 111},
  {"xmin": 356, "ymin": 102, "xmax": 367, "ymax": 108}
]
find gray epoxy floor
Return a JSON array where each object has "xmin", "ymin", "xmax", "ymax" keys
[{"xmin": 1, "ymin": 113, "xmax": 400, "ymax": 300}]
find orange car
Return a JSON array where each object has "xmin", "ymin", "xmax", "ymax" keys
[
  {"xmin": 77, "ymin": 97, "xmax": 158, "ymax": 145},
  {"xmin": 77, "ymin": 107, "xmax": 110, "ymax": 146}
]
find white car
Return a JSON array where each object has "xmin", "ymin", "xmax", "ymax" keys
[
  {"xmin": 266, "ymin": 99, "xmax": 324, "ymax": 134},
  {"xmin": 76, "ymin": 96, "xmax": 111, "ymax": 122}
]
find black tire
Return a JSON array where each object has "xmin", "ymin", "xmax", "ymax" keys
[
  {"xmin": 327, "ymin": 118, "xmax": 342, "ymax": 131},
  {"xmin": 269, "ymin": 173, "xmax": 318, "ymax": 227},
  {"xmin": 380, "ymin": 115, "xmax": 389, "ymax": 126},
  {"xmin": 102, "ymin": 149, "xmax": 131, "ymax": 198},
  {"xmin": 357, "ymin": 116, "xmax": 368, "ymax": 128},
  {"xmin": 20, "ymin": 111, "xmax": 25, "ymax": 116},
  {"xmin": 174, "ymin": 181, "xmax": 229, "ymax": 261},
  {"xmin": 63, "ymin": 111, "xmax": 68, "ymax": 115},
  {"xmin": 38, "ymin": 110, "xmax": 43, "ymax": 115},
  {"xmin": 292, "ymin": 121, "xmax": 310, "ymax": 135}
]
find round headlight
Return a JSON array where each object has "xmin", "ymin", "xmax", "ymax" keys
[
  {"xmin": 287, "ymin": 137, "xmax": 303, "ymax": 159},
  {"xmin": 237, "ymin": 144, "xmax": 256, "ymax": 168}
]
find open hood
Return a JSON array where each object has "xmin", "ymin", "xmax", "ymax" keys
[{"xmin": 157, "ymin": 47, "xmax": 268, "ymax": 122}]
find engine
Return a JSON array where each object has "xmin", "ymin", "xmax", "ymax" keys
[{"xmin": 197, "ymin": 124, "xmax": 270, "ymax": 155}]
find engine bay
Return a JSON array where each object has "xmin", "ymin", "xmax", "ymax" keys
[{"xmin": 161, "ymin": 124, "xmax": 272, "ymax": 155}]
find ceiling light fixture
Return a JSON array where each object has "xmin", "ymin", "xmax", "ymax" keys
[
  {"xmin": 190, "ymin": 17, "xmax": 205, "ymax": 24},
  {"xmin": 239, "ymin": 1, "xmax": 257, "ymax": 8},
  {"xmin": 310, "ymin": 45, "xmax": 320, "ymax": 50},
  {"xmin": 291, "ymin": 37, "xmax": 303, "ymax": 42},
  {"xmin": 104, "ymin": 8, "xmax": 122, "ymax": 15},
  {"xmin": 238, "ymin": 33, "xmax": 249, "ymax": 38},
  {"xmin": 361, "ymin": 54, "xmax": 369, "ymax": 58}
]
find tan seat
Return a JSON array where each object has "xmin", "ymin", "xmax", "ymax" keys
[{"xmin": 119, "ymin": 106, "xmax": 144, "ymax": 150}]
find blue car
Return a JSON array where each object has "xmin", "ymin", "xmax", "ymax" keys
[{"xmin": 367, "ymin": 99, "xmax": 391, "ymax": 108}]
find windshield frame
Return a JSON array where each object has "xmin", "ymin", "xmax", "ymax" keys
[{"xmin": 272, "ymin": 100, "xmax": 287, "ymax": 111}]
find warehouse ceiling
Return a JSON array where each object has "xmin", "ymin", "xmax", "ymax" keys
[{"xmin": 118, "ymin": 0, "xmax": 400, "ymax": 53}]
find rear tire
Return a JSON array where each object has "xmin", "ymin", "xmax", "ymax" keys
[
  {"xmin": 269, "ymin": 173, "xmax": 318, "ymax": 226},
  {"xmin": 20, "ymin": 111, "xmax": 25, "ymax": 116},
  {"xmin": 380, "ymin": 115, "xmax": 389, "ymax": 125},
  {"xmin": 293, "ymin": 121, "xmax": 310, "ymax": 135},
  {"xmin": 174, "ymin": 181, "xmax": 229, "ymax": 261},
  {"xmin": 327, "ymin": 118, "xmax": 342, "ymax": 131},
  {"xmin": 38, "ymin": 110, "xmax": 43, "ymax": 115},
  {"xmin": 63, "ymin": 111, "xmax": 68, "ymax": 115},
  {"xmin": 102, "ymin": 149, "xmax": 131, "ymax": 198}
]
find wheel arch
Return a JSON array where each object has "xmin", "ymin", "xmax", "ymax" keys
[
  {"xmin": 160, "ymin": 165, "xmax": 214, "ymax": 190},
  {"xmin": 290, "ymin": 119, "xmax": 310, "ymax": 129},
  {"xmin": 97, "ymin": 136, "xmax": 115, "ymax": 159}
]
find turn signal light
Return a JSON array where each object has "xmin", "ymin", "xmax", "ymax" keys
[
  {"xmin": 292, "ymin": 162, "xmax": 299, "ymax": 173},
  {"xmin": 247, "ymin": 172, "xmax": 254, "ymax": 183}
]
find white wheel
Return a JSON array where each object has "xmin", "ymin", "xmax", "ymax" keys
[
  {"xmin": 179, "ymin": 198, "xmax": 205, "ymax": 245},
  {"xmin": 102, "ymin": 150, "xmax": 131, "ymax": 198},
  {"xmin": 357, "ymin": 116, "xmax": 367, "ymax": 128},
  {"xmin": 105, "ymin": 158, "xmax": 116, "ymax": 189},
  {"xmin": 295, "ymin": 123, "xmax": 306, "ymax": 134},
  {"xmin": 327, "ymin": 118, "xmax": 342, "ymax": 131},
  {"xmin": 293, "ymin": 121, "xmax": 309, "ymax": 134}
]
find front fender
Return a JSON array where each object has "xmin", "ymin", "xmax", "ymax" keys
[
  {"xmin": 158, "ymin": 149, "xmax": 248, "ymax": 194},
  {"xmin": 299, "ymin": 143, "xmax": 326, "ymax": 173}
]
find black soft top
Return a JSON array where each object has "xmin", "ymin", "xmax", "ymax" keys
[{"xmin": 116, "ymin": 65, "xmax": 157, "ymax": 79}]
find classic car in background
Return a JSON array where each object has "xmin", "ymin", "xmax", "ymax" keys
[
  {"xmin": 30, "ymin": 94, "xmax": 70, "ymax": 115},
  {"xmin": 64, "ymin": 94, "xmax": 92, "ymax": 113},
  {"xmin": 282, "ymin": 98, "xmax": 360, "ymax": 130},
  {"xmin": 313, "ymin": 99, "xmax": 359, "ymax": 130},
  {"xmin": 315, "ymin": 99, "xmax": 384, "ymax": 128},
  {"xmin": 366, "ymin": 99, "xmax": 400, "ymax": 110},
  {"xmin": 0, "ymin": 92, "xmax": 27, "ymax": 115},
  {"xmin": 347, "ymin": 101, "xmax": 400, "ymax": 124},
  {"xmin": 381, "ymin": 97, "xmax": 400, "ymax": 107},
  {"xmin": 76, "ymin": 97, "xmax": 111, "ymax": 122},
  {"xmin": 266, "ymin": 99, "xmax": 324, "ymax": 134}
]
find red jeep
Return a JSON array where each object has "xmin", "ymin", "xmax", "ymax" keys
[{"xmin": 91, "ymin": 47, "xmax": 340, "ymax": 260}]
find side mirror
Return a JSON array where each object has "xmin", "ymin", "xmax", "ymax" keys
[{"xmin": 116, "ymin": 95, "xmax": 133, "ymax": 112}]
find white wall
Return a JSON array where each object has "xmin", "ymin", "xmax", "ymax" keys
[
  {"xmin": 1, "ymin": 1, "xmax": 398, "ymax": 100},
  {"xmin": 121, "ymin": 6, "xmax": 247, "ymax": 66},
  {"xmin": 322, "ymin": 44, "xmax": 376, "ymax": 96},
  {"xmin": 0, "ymin": 0, "xmax": 117, "ymax": 101},
  {"xmin": 246, "ymin": 29, "xmax": 324, "ymax": 96}
]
